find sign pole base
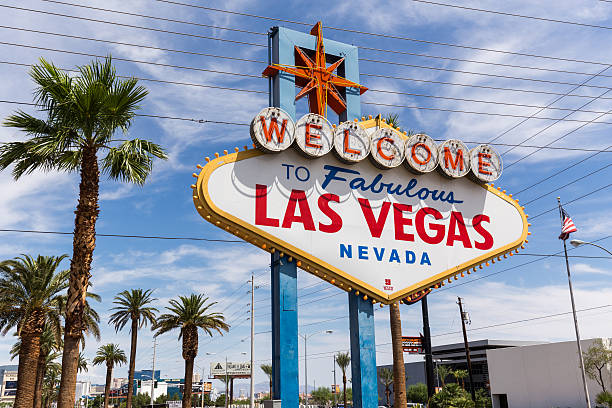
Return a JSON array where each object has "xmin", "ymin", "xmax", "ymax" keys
[
  {"xmin": 349, "ymin": 294, "xmax": 377, "ymax": 408},
  {"xmin": 271, "ymin": 252, "xmax": 298, "ymax": 408}
]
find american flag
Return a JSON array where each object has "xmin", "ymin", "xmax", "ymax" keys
[{"xmin": 558, "ymin": 207, "xmax": 578, "ymax": 240}]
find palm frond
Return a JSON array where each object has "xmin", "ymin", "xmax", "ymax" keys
[{"xmin": 101, "ymin": 139, "xmax": 167, "ymax": 185}]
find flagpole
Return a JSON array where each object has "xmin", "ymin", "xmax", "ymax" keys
[{"xmin": 557, "ymin": 197, "xmax": 591, "ymax": 408}]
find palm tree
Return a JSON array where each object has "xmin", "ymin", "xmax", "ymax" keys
[
  {"xmin": 436, "ymin": 365, "xmax": 451, "ymax": 387},
  {"xmin": 452, "ymin": 369, "xmax": 468, "ymax": 389},
  {"xmin": 93, "ymin": 344, "xmax": 127, "ymax": 408},
  {"xmin": 335, "ymin": 352, "xmax": 350, "ymax": 408},
  {"xmin": 0, "ymin": 57, "xmax": 167, "ymax": 408},
  {"xmin": 109, "ymin": 289, "xmax": 158, "ymax": 408},
  {"xmin": 42, "ymin": 361, "xmax": 61, "ymax": 408},
  {"xmin": 379, "ymin": 368, "xmax": 393, "ymax": 407},
  {"xmin": 78, "ymin": 353, "xmax": 89, "ymax": 373},
  {"xmin": 153, "ymin": 294, "xmax": 229, "ymax": 408},
  {"xmin": 260, "ymin": 364, "xmax": 273, "ymax": 399},
  {"xmin": 389, "ymin": 304, "xmax": 407, "ymax": 408},
  {"xmin": 0, "ymin": 254, "xmax": 68, "ymax": 408}
]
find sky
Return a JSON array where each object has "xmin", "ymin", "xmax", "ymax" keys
[{"xmin": 0, "ymin": 0, "xmax": 611, "ymax": 395}]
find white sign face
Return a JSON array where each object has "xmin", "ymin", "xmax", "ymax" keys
[
  {"xmin": 210, "ymin": 361, "xmax": 252, "ymax": 377},
  {"xmin": 333, "ymin": 121, "xmax": 370, "ymax": 163},
  {"xmin": 194, "ymin": 147, "xmax": 527, "ymax": 303},
  {"xmin": 370, "ymin": 128, "xmax": 405, "ymax": 169},
  {"xmin": 405, "ymin": 134, "xmax": 439, "ymax": 174},
  {"xmin": 294, "ymin": 114, "xmax": 334, "ymax": 157},
  {"xmin": 438, "ymin": 139, "xmax": 470, "ymax": 178},
  {"xmin": 250, "ymin": 107, "xmax": 295, "ymax": 152}
]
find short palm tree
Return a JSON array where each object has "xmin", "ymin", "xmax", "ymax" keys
[
  {"xmin": 153, "ymin": 294, "xmax": 229, "ymax": 408},
  {"xmin": 452, "ymin": 369, "xmax": 468, "ymax": 389},
  {"xmin": 379, "ymin": 368, "xmax": 393, "ymax": 407},
  {"xmin": 260, "ymin": 364, "xmax": 273, "ymax": 399},
  {"xmin": 335, "ymin": 352, "xmax": 350, "ymax": 408},
  {"xmin": 93, "ymin": 344, "xmax": 127, "ymax": 408},
  {"xmin": 42, "ymin": 361, "xmax": 61, "ymax": 408},
  {"xmin": 0, "ymin": 57, "xmax": 167, "ymax": 408},
  {"xmin": 0, "ymin": 254, "xmax": 68, "ymax": 408},
  {"xmin": 109, "ymin": 289, "xmax": 158, "ymax": 408},
  {"xmin": 436, "ymin": 365, "xmax": 451, "ymax": 387}
]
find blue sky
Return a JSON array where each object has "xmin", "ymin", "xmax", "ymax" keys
[{"xmin": 0, "ymin": 0, "xmax": 611, "ymax": 394}]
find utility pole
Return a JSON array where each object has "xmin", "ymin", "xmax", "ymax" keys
[
  {"xmin": 224, "ymin": 356, "xmax": 228, "ymax": 408},
  {"xmin": 304, "ymin": 335, "xmax": 308, "ymax": 406},
  {"xmin": 557, "ymin": 197, "xmax": 591, "ymax": 408},
  {"xmin": 201, "ymin": 365, "xmax": 206, "ymax": 408},
  {"xmin": 249, "ymin": 273, "xmax": 255, "ymax": 408},
  {"xmin": 151, "ymin": 338, "xmax": 157, "ymax": 408},
  {"xmin": 457, "ymin": 297, "xmax": 475, "ymax": 401},
  {"xmin": 421, "ymin": 295, "xmax": 435, "ymax": 399},
  {"xmin": 333, "ymin": 354, "xmax": 337, "ymax": 408}
]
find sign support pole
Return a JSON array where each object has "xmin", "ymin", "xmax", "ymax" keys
[
  {"xmin": 421, "ymin": 296, "xmax": 435, "ymax": 399},
  {"xmin": 271, "ymin": 252, "xmax": 298, "ymax": 407},
  {"xmin": 348, "ymin": 294, "xmax": 377, "ymax": 408}
]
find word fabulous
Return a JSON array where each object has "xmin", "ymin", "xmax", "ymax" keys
[{"xmin": 250, "ymin": 107, "xmax": 502, "ymax": 183}]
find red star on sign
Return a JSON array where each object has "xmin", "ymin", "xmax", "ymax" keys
[{"xmin": 263, "ymin": 22, "xmax": 368, "ymax": 117}]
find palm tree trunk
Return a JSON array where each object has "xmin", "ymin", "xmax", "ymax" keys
[
  {"xmin": 390, "ymin": 304, "xmax": 407, "ymax": 408},
  {"xmin": 385, "ymin": 387, "xmax": 390, "ymax": 406},
  {"xmin": 182, "ymin": 358, "xmax": 194, "ymax": 408},
  {"xmin": 104, "ymin": 365, "xmax": 113, "ymax": 408},
  {"xmin": 342, "ymin": 373, "xmax": 347, "ymax": 408},
  {"xmin": 33, "ymin": 350, "xmax": 47, "ymax": 408},
  {"xmin": 230, "ymin": 378, "xmax": 234, "ymax": 405},
  {"xmin": 126, "ymin": 319, "xmax": 138, "ymax": 408},
  {"xmin": 58, "ymin": 145, "xmax": 100, "ymax": 408},
  {"xmin": 268, "ymin": 378, "xmax": 272, "ymax": 400},
  {"xmin": 14, "ymin": 332, "xmax": 41, "ymax": 408}
]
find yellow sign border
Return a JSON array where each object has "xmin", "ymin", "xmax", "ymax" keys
[{"xmin": 192, "ymin": 119, "xmax": 529, "ymax": 305}]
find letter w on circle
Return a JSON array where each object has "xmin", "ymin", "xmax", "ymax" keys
[
  {"xmin": 358, "ymin": 198, "xmax": 391, "ymax": 238},
  {"xmin": 443, "ymin": 147, "xmax": 464, "ymax": 171},
  {"xmin": 259, "ymin": 116, "xmax": 288, "ymax": 143}
]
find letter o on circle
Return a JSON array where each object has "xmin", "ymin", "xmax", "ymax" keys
[{"xmin": 404, "ymin": 133, "xmax": 439, "ymax": 173}]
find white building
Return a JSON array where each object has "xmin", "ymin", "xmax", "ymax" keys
[
  {"xmin": 75, "ymin": 381, "xmax": 91, "ymax": 401},
  {"xmin": 487, "ymin": 338, "xmax": 611, "ymax": 408},
  {"xmin": 0, "ymin": 366, "xmax": 18, "ymax": 405},
  {"xmin": 136, "ymin": 380, "xmax": 168, "ymax": 401},
  {"xmin": 111, "ymin": 378, "xmax": 128, "ymax": 390}
]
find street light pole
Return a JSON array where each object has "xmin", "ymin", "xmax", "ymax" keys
[
  {"xmin": 332, "ymin": 354, "xmax": 337, "ymax": 408},
  {"xmin": 570, "ymin": 239, "xmax": 612, "ymax": 255},
  {"xmin": 299, "ymin": 330, "xmax": 333, "ymax": 407},
  {"xmin": 250, "ymin": 274, "xmax": 255, "ymax": 408}
]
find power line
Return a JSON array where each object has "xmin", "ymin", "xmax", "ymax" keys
[
  {"xmin": 410, "ymin": 0, "xmax": 612, "ymax": 31},
  {"xmin": 0, "ymin": 228, "xmax": 245, "ymax": 242},
  {"xmin": 529, "ymin": 184, "xmax": 612, "ymax": 219},
  {"xmin": 153, "ymin": 0, "xmax": 612, "ymax": 67}
]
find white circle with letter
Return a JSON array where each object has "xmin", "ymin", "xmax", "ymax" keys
[
  {"xmin": 438, "ymin": 139, "xmax": 470, "ymax": 178},
  {"xmin": 294, "ymin": 113, "xmax": 334, "ymax": 157},
  {"xmin": 405, "ymin": 133, "xmax": 439, "ymax": 173},
  {"xmin": 333, "ymin": 121, "xmax": 370, "ymax": 163},
  {"xmin": 250, "ymin": 107, "xmax": 295, "ymax": 153},
  {"xmin": 370, "ymin": 127, "xmax": 405, "ymax": 168},
  {"xmin": 469, "ymin": 144, "xmax": 502, "ymax": 183}
]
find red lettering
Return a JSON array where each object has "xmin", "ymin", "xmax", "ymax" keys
[
  {"xmin": 281, "ymin": 189, "xmax": 315, "ymax": 231},
  {"xmin": 255, "ymin": 184, "xmax": 279, "ymax": 227},
  {"xmin": 415, "ymin": 207, "xmax": 445, "ymax": 244},
  {"xmin": 444, "ymin": 147, "xmax": 464, "ymax": 171},
  {"xmin": 478, "ymin": 153, "xmax": 493, "ymax": 175},
  {"xmin": 473, "ymin": 214, "xmax": 494, "ymax": 250},
  {"xmin": 446, "ymin": 211, "xmax": 472, "ymax": 248},
  {"xmin": 318, "ymin": 194, "xmax": 342, "ymax": 233},
  {"xmin": 412, "ymin": 142, "xmax": 431, "ymax": 165},
  {"xmin": 305, "ymin": 123, "xmax": 322, "ymax": 148},
  {"xmin": 393, "ymin": 203, "xmax": 414, "ymax": 241},
  {"xmin": 259, "ymin": 116, "xmax": 288, "ymax": 143},
  {"xmin": 358, "ymin": 198, "xmax": 390, "ymax": 238},
  {"xmin": 343, "ymin": 129, "xmax": 361, "ymax": 155},
  {"xmin": 377, "ymin": 137, "xmax": 395, "ymax": 161}
]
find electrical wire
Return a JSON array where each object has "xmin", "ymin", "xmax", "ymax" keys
[{"xmin": 529, "ymin": 184, "xmax": 612, "ymax": 219}]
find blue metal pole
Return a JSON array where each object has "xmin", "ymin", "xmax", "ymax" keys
[
  {"xmin": 349, "ymin": 294, "xmax": 377, "ymax": 408},
  {"xmin": 271, "ymin": 252, "xmax": 299, "ymax": 407}
]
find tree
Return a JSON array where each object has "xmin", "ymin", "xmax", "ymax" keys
[
  {"xmin": 0, "ymin": 57, "xmax": 167, "ymax": 408},
  {"xmin": 109, "ymin": 289, "xmax": 158, "ymax": 408},
  {"xmin": 310, "ymin": 387, "xmax": 332, "ymax": 406},
  {"xmin": 335, "ymin": 352, "xmax": 350, "ymax": 408},
  {"xmin": 93, "ymin": 344, "xmax": 127, "ymax": 408},
  {"xmin": 153, "ymin": 294, "xmax": 229, "ymax": 408},
  {"xmin": 0, "ymin": 254, "xmax": 68, "ymax": 408},
  {"xmin": 389, "ymin": 304, "xmax": 407, "ymax": 408},
  {"xmin": 214, "ymin": 394, "xmax": 225, "ymax": 407},
  {"xmin": 260, "ymin": 364, "xmax": 273, "ymax": 399},
  {"xmin": 42, "ymin": 362, "xmax": 61, "ymax": 408},
  {"xmin": 583, "ymin": 339, "xmax": 612, "ymax": 393},
  {"xmin": 407, "ymin": 383, "xmax": 428, "ymax": 404},
  {"xmin": 78, "ymin": 353, "xmax": 89, "ymax": 373},
  {"xmin": 597, "ymin": 391, "xmax": 612, "ymax": 408},
  {"xmin": 452, "ymin": 369, "xmax": 469, "ymax": 390},
  {"xmin": 379, "ymin": 368, "xmax": 393, "ymax": 406},
  {"xmin": 436, "ymin": 365, "xmax": 452, "ymax": 387}
]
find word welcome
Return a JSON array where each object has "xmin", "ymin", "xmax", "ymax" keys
[{"xmin": 250, "ymin": 107, "xmax": 502, "ymax": 183}]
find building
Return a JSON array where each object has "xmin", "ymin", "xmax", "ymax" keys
[
  {"xmin": 111, "ymin": 377, "xmax": 128, "ymax": 390},
  {"xmin": 0, "ymin": 365, "xmax": 18, "ymax": 404},
  {"xmin": 136, "ymin": 379, "xmax": 168, "ymax": 401},
  {"xmin": 134, "ymin": 370, "xmax": 160, "ymax": 381},
  {"xmin": 75, "ymin": 381, "xmax": 91, "ymax": 401},
  {"xmin": 487, "ymin": 338, "xmax": 611, "ymax": 408}
]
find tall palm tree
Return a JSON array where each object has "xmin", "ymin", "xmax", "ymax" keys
[
  {"xmin": 436, "ymin": 365, "xmax": 451, "ymax": 387},
  {"xmin": 109, "ymin": 289, "xmax": 158, "ymax": 408},
  {"xmin": 260, "ymin": 364, "xmax": 273, "ymax": 399},
  {"xmin": 389, "ymin": 304, "xmax": 407, "ymax": 408},
  {"xmin": 153, "ymin": 294, "xmax": 229, "ymax": 408},
  {"xmin": 335, "ymin": 352, "xmax": 350, "ymax": 408},
  {"xmin": 0, "ymin": 254, "xmax": 68, "ymax": 408},
  {"xmin": 379, "ymin": 368, "xmax": 393, "ymax": 407},
  {"xmin": 93, "ymin": 344, "xmax": 127, "ymax": 408},
  {"xmin": 0, "ymin": 57, "xmax": 167, "ymax": 408}
]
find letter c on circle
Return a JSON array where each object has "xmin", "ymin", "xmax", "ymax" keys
[{"xmin": 377, "ymin": 137, "xmax": 395, "ymax": 161}]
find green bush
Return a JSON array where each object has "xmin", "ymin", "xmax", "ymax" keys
[
  {"xmin": 430, "ymin": 383, "xmax": 474, "ymax": 408},
  {"xmin": 407, "ymin": 383, "xmax": 428, "ymax": 403},
  {"xmin": 474, "ymin": 389, "xmax": 492, "ymax": 408},
  {"xmin": 597, "ymin": 391, "xmax": 612, "ymax": 408}
]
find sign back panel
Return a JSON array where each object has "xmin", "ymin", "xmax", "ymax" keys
[{"xmin": 194, "ymin": 146, "xmax": 527, "ymax": 304}]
